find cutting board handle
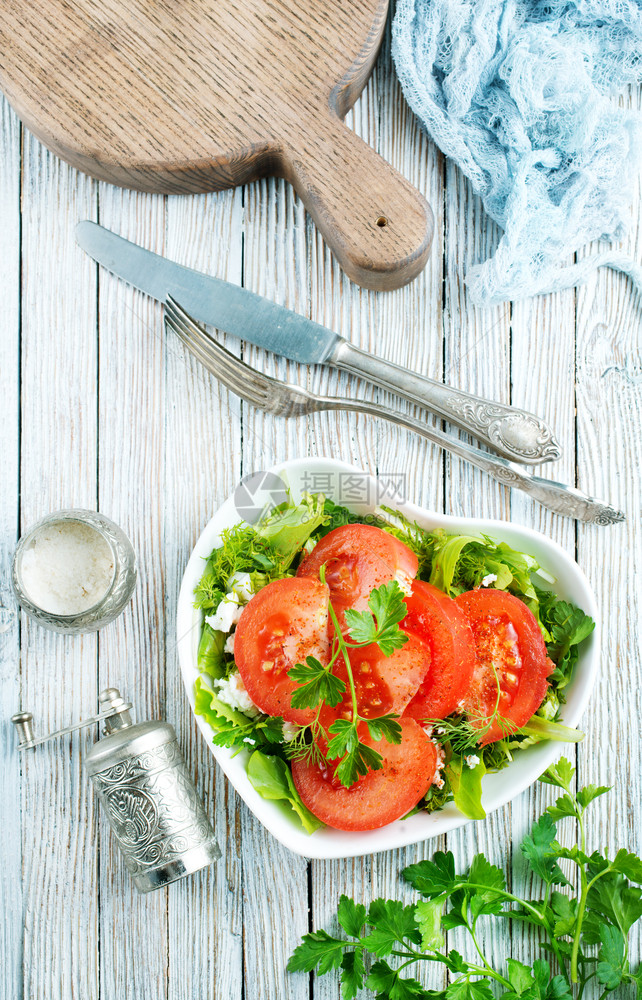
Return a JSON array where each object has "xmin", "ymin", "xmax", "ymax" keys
[{"xmin": 283, "ymin": 112, "xmax": 434, "ymax": 290}]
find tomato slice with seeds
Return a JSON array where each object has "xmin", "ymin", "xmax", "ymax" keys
[
  {"xmin": 454, "ymin": 589, "xmax": 552, "ymax": 745},
  {"xmin": 291, "ymin": 719, "xmax": 437, "ymax": 831},
  {"xmin": 401, "ymin": 581, "xmax": 477, "ymax": 722},
  {"xmin": 318, "ymin": 632, "xmax": 432, "ymax": 736},
  {"xmin": 234, "ymin": 577, "xmax": 329, "ymax": 725},
  {"xmin": 297, "ymin": 524, "xmax": 419, "ymax": 621}
]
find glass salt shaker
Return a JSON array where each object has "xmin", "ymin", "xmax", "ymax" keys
[{"xmin": 11, "ymin": 509, "xmax": 137, "ymax": 634}]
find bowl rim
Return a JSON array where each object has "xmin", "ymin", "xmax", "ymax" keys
[{"xmin": 176, "ymin": 457, "xmax": 600, "ymax": 859}]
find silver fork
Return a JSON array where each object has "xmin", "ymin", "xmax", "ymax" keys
[{"xmin": 164, "ymin": 297, "xmax": 624, "ymax": 526}]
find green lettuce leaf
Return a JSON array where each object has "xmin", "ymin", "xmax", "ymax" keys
[
  {"xmin": 247, "ymin": 750, "xmax": 323, "ymax": 834},
  {"xmin": 445, "ymin": 756, "xmax": 487, "ymax": 820},
  {"xmin": 256, "ymin": 491, "xmax": 328, "ymax": 566},
  {"xmin": 197, "ymin": 623, "xmax": 227, "ymax": 679},
  {"xmin": 194, "ymin": 675, "xmax": 252, "ymax": 729}
]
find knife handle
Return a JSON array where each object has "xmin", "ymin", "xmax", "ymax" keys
[
  {"xmin": 282, "ymin": 114, "xmax": 434, "ymax": 291},
  {"xmin": 329, "ymin": 340, "xmax": 561, "ymax": 465}
]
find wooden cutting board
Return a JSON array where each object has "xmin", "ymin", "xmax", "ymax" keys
[{"xmin": 0, "ymin": 0, "xmax": 434, "ymax": 289}]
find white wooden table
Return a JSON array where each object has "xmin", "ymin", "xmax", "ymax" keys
[{"xmin": 1, "ymin": 22, "xmax": 641, "ymax": 1000}]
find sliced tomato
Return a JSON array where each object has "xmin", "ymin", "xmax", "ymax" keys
[
  {"xmin": 297, "ymin": 524, "xmax": 419, "ymax": 619},
  {"xmin": 234, "ymin": 577, "xmax": 329, "ymax": 725},
  {"xmin": 401, "ymin": 581, "xmax": 477, "ymax": 721},
  {"xmin": 291, "ymin": 719, "xmax": 437, "ymax": 831},
  {"xmin": 455, "ymin": 589, "xmax": 552, "ymax": 745},
  {"xmin": 317, "ymin": 633, "xmax": 432, "ymax": 737}
]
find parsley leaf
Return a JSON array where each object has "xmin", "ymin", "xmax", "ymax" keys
[
  {"xmin": 415, "ymin": 896, "xmax": 446, "ymax": 949},
  {"xmin": 366, "ymin": 714, "xmax": 403, "ymax": 744},
  {"xmin": 576, "ymin": 784, "xmax": 611, "ymax": 810},
  {"xmin": 288, "ymin": 656, "xmax": 345, "ymax": 709},
  {"xmin": 341, "ymin": 950, "xmax": 366, "ymax": 1000},
  {"xmin": 546, "ymin": 793, "xmax": 579, "ymax": 822},
  {"xmin": 344, "ymin": 580, "xmax": 409, "ymax": 655},
  {"xmin": 521, "ymin": 814, "xmax": 570, "ymax": 886},
  {"xmin": 596, "ymin": 923, "xmax": 626, "ymax": 989},
  {"xmin": 287, "ymin": 929, "xmax": 346, "ymax": 974},
  {"xmin": 337, "ymin": 895, "xmax": 367, "ymax": 938},
  {"xmin": 362, "ymin": 899, "xmax": 422, "ymax": 956},
  {"xmin": 403, "ymin": 852, "xmax": 458, "ymax": 898},
  {"xmin": 366, "ymin": 960, "xmax": 427, "ymax": 1000},
  {"xmin": 611, "ymin": 848, "xmax": 642, "ymax": 883},
  {"xmin": 467, "ymin": 854, "xmax": 506, "ymax": 918},
  {"xmin": 546, "ymin": 601, "xmax": 595, "ymax": 663},
  {"xmin": 539, "ymin": 756, "xmax": 575, "ymax": 791},
  {"xmin": 327, "ymin": 719, "xmax": 383, "ymax": 787},
  {"xmin": 584, "ymin": 872, "xmax": 642, "ymax": 942},
  {"xmin": 550, "ymin": 891, "xmax": 579, "ymax": 937},
  {"xmin": 445, "ymin": 979, "xmax": 494, "ymax": 1000}
]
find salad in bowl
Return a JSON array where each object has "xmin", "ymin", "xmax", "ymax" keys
[{"xmin": 177, "ymin": 458, "xmax": 598, "ymax": 858}]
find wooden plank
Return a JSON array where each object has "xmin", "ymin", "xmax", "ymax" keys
[
  {"xmin": 164, "ymin": 187, "xmax": 245, "ymax": 1000},
  {"xmin": 574, "ymin": 83, "xmax": 642, "ymax": 970},
  {"xmin": 0, "ymin": 95, "xmax": 22, "ymax": 1000},
  {"xmin": 19, "ymin": 133, "xmax": 100, "ymax": 1000},
  {"xmin": 95, "ymin": 188, "xmax": 169, "ymax": 1000}
]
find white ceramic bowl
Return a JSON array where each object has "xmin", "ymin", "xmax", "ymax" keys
[{"xmin": 177, "ymin": 457, "xmax": 599, "ymax": 859}]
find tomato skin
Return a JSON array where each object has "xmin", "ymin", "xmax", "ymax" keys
[
  {"xmin": 292, "ymin": 719, "xmax": 437, "ymax": 831},
  {"xmin": 297, "ymin": 524, "xmax": 419, "ymax": 615},
  {"xmin": 401, "ymin": 581, "xmax": 477, "ymax": 721},
  {"xmin": 454, "ymin": 589, "xmax": 551, "ymax": 745},
  {"xmin": 234, "ymin": 577, "xmax": 329, "ymax": 725},
  {"xmin": 317, "ymin": 633, "xmax": 432, "ymax": 737}
]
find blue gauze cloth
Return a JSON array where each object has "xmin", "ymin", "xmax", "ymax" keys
[{"xmin": 392, "ymin": 0, "xmax": 642, "ymax": 305}]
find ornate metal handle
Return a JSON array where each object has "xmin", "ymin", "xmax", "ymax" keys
[
  {"xmin": 330, "ymin": 340, "xmax": 561, "ymax": 466},
  {"xmin": 328, "ymin": 399, "xmax": 625, "ymax": 525}
]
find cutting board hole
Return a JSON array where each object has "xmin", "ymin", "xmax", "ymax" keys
[{"xmin": 375, "ymin": 216, "xmax": 388, "ymax": 228}]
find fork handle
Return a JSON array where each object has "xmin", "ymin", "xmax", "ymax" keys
[
  {"xmin": 329, "ymin": 340, "xmax": 560, "ymax": 467},
  {"xmin": 325, "ymin": 398, "xmax": 623, "ymax": 525}
]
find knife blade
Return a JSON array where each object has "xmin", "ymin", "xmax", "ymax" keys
[
  {"xmin": 76, "ymin": 221, "xmax": 339, "ymax": 366},
  {"xmin": 76, "ymin": 221, "xmax": 561, "ymax": 465}
]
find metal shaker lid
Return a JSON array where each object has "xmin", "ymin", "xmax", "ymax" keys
[{"xmin": 84, "ymin": 720, "xmax": 176, "ymax": 774}]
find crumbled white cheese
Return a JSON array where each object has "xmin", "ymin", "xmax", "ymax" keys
[
  {"xmin": 215, "ymin": 670, "xmax": 261, "ymax": 718},
  {"xmin": 431, "ymin": 741, "xmax": 446, "ymax": 789},
  {"xmin": 224, "ymin": 632, "xmax": 235, "ymax": 655},
  {"xmin": 465, "ymin": 754, "xmax": 481, "ymax": 768},
  {"xmin": 281, "ymin": 721, "xmax": 300, "ymax": 742},
  {"xmin": 421, "ymin": 723, "xmax": 434, "ymax": 738},
  {"xmin": 534, "ymin": 567, "xmax": 556, "ymax": 585},
  {"xmin": 228, "ymin": 571, "xmax": 254, "ymax": 603},
  {"xmin": 481, "ymin": 573, "xmax": 497, "ymax": 587},
  {"xmin": 395, "ymin": 569, "xmax": 413, "ymax": 596},
  {"xmin": 205, "ymin": 593, "xmax": 243, "ymax": 632}
]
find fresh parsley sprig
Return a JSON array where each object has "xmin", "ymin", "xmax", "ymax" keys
[
  {"xmin": 286, "ymin": 579, "xmax": 407, "ymax": 788},
  {"xmin": 288, "ymin": 759, "xmax": 642, "ymax": 999}
]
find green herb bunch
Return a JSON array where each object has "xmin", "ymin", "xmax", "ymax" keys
[
  {"xmin": 289, "ymin": 757, "xmax": 642, "ymax": 999},
  {"xmin": 286, "ymin": 577, "xmax": 408, "ymax": 788}
]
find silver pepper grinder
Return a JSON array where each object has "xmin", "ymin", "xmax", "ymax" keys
[{"xmin": 12, "ymin": 688, "xmax": 221, "ymax": 893}]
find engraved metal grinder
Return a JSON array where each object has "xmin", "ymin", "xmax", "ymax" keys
[{"xmin": 12, "ymin": 688, "xmax": 221, "ymax": 893}]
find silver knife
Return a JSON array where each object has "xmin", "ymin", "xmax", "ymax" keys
[{"xmin": 76, "ymin": 221, "xmax": 560, "ymax": 465}]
